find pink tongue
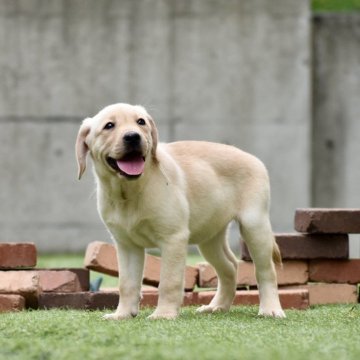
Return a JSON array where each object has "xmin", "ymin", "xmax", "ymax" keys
[{"xmin": 116, "ymin": 157, "xmax": 145, "ymax": 176}]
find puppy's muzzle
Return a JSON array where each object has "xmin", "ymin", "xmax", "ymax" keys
[{"xmin": 106, "ymin": 131, "xmax": 146, "ymax": 179}]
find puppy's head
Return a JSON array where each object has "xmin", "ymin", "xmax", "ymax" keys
[{"xmin": 76, "ymin": 103, "xmax": 158, "ymax": 180}]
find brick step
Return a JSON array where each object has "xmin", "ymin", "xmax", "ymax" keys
[
  {"xmin": 0, "ymin": 271, "xmax": 40, "ymax": 308},
  {"xmin": 36, "ymin": 268, "xmax": 89, "ymax": 292},
  {"xmin": 295, "ymin": 208, "xmax": 360, "ymax": 234},
  {"xmin": 283, "ymin": 283, "xmax": 358, "ymax": 305},
  {"xmin": 84, "ymin": 241, "xmax": 199, "ymax": 291},
  {"xmin": 309, "ymin": 259, "xmax": 360, "ymax": 284},
  {"xmin": 0, "ymin": 294, "xmax": 26, "ymax": 313},
  {"xmin": 241, "ymin": 233, "xmax": 349, "ymax": 261},
  {"xmin": 38, "ymin": 289, "xmax": 309, "ymax": 310},
  {"xmin": 0, "ymin": 243, "xmax": 37, "ymax": 269},
  {"xmin": 0, "ymin": 268, "xmax": 89, "ymax": 308},
  {"xmin": 198, "ymin": 260, "xmax": 308, "ymax": 288}
]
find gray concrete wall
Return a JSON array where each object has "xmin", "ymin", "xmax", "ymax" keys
[
  {"xmin": 1, "ymin": 0, "xmax": 311, "ymax": 252},
  {"xmin": 313, "ymin": 14, "xmax": 360, "ymax": 257}
]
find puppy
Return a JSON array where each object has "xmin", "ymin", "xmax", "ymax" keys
[{"xmin": 76, "ymin": 103, "xmax": 285, "ymax": 319}]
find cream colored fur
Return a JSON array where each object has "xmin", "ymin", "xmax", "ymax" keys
[{"xmin": 76, "ymin": 103, "xmax": 285, "ymax": 320}]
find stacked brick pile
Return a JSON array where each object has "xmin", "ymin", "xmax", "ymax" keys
[
  {"xmin": 239, "ymin": 209, "xmax": 360, "ymax": 306},
  {"xmin": 57, "ymin": 241, "xmax": 307, "ymax": 311},
  {"xmin": 2, "ymin": 208, "xmax": 358, "ymax": 313},
  {"xmin": 0, "ymin": 243, "xmax": 89, "ymax": 312}
]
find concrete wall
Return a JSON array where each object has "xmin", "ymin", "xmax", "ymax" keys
[
  {"xmin": 312, "ymin": 14, "xmax": 360, "ymax": 257},
  {"xmin": 0, "ymin": 0, "xmax": 311, "ymax": 252}
]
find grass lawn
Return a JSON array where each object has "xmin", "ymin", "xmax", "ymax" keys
[
  {"xmin": 313, "ymin": 0, "xmax": 360, "ymax": 11},
  {"xmin": 0, "ymin": 305, "xmax": 359, "ymax": 360},
  {"xmin": 3, "ymin": 253, "xmax": 360, "ymax": 359}
]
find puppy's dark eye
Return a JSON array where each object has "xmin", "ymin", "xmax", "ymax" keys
[
  {"xmin": 137, "ymin": 118, "xmax": 146, "ymax": 126},
  {"xmin": 103, "ymin": 122, "xmax": 115, "ymax": 130}
]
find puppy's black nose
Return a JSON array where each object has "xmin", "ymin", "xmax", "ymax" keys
[{"xmin": 123, "ymin": 131, "xmax": 141, "ymax": 145}]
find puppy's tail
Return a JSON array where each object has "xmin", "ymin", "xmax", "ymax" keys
[{"xmin": 272, "ymin": 240, "xmax": 282, "ymax": 267}]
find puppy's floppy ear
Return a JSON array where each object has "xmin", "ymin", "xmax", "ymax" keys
[
  {"xmin": 148, "ymin": 116, "xmax": 159, "ymax": 163},
  {"xmin": 75, "ymin": 118, "xmax": 91, "ymax": 180}
]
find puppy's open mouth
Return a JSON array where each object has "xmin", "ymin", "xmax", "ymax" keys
[{"xmin": 106, "ymin": 152, "xmax": 145, "ymax": 178}]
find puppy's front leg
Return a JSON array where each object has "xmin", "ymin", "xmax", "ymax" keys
[
  {"xmin": 148, "ymin": 233, "xmax": 189, "ymax": 320},
  {"xmin": 103, "ymin": 242, "xmax": 145, "ymax": 320}
]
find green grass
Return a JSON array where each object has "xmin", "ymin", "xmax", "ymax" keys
[
  {"xmin": 313, "ymin": 0, "xmax": 360, "ymax": 11},
  {"xmin": 0, "ymin": 305, "xmax": 359, "ymax": 360}
]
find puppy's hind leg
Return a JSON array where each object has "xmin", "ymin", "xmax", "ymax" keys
[
  {"xmin": 197, "ymin": 227, "xmax": 238, "ymax": 314},
  {"xmin": 238, "ymin": 209, "xmax": 285, "ymax": 318}
]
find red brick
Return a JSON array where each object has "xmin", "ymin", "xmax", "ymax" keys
[
  {"xmin": 309, "ymin": 259, "xmax": 360, "ymax": 284},
  {"xmin": 0, "ymin": 294, "xmax": 26, "ymax": 312},
  {"xmin": 284, "ymin": 284, "xmax": 358, "ymax": 305},
  {"xmin": 38, "ymin": 292, "xmax": 89, "ymax": 310},
  {"xmin": 0, "ymin": 243, "xmax": 37, "ymax": 269},
  {"xmin": 183, "ymin": 291, "xmax": 199, "ymax": 306},
  {"xmin": 39, "ymin": 289, "xmax": 198, "ymax": 310},
  {"xmin": 140, "ymin": 290, "xmax": 199, "ymax": 307},
  {"xmin": 88, "ymin": 291, "xmax": 119, "ymax": 310},
  {"xmin": 197, "ymin": 289, "xmax": 309, "ymax": 310},
  {"xmin": 0, "ymin": 271, "xmax": 40, "ymax": 307},
  {"xmin": 84, "ymin": 241, "xmax": 199, "ymax": 290},
  {"xmin": 241, "ymin": 233, "xmax": 349, "ymax": 260},
  {"xmin": 141, "ymin": 292, "xmax": 158, "ymax": 307},
  {"xmin": 295, "ymin": 208, "xmax": 360, "ymax": 234},
  {"xmin": 37, "ymin": 268, "xmax": 90, "ymax": 292},
  {"xmin": 198, "ymin": 260, "xmax": 308, "ymax": 288},
  {"xmin": 143, "ymin": 255, "xmax": 198, "ymax": 291},
  {"xmin": 39, "ymin": 291, "xmax": 120, "ymax": 310},
  {"xmin": 84, "ymin": 241, "xmax": 118, "ymax": 276}
]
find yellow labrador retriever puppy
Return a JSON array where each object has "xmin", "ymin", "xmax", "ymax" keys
[{"xmin": 76, "ymin": 103, "xmax": 285, "ymax": 320}]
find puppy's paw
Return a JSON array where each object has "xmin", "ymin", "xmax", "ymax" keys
[
  {"xmin": 148, "ymin": 310, "xmax": 178, "ymax": 320},
  {"xmin": 258, "ymin": 307, "xmax": 286, "ymax": 318},
  {"xmin": 196, "ymin": 304, "xmax": 229, "ymax": 314},
  {"xmin": 103, "ymin": 311, "xmax": 137, "ymax": 321}
]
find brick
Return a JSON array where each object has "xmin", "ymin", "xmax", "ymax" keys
[
  {"xmin": 198, "ymin": 260, "xmax": 308, "ymax": 288},
  {"xmin": 0, "ymin": 271, "xmax": 41, "ymax": 307},
  {"xmin": 84, "ymin": 241, "xmax": 118, "ymax": 276},
  {"xmin": 183, "ymin": 291, "xmax": 199, "ymax": 306},
  {"xmin": 143, "ymin": 255, "xmax": 198, "ymax": 291},
  {"xmin": 295, "ymin": 208, "xmax": 360, "ymax": 234},
  {"xmin": 197, "ymin": 289, "xmax": 309, "ymax": 310},
  {"xmin": 88, "ymin": 291, "xmax": 119, "ymax": 310},
  {"xmin": 241, "ymin": 233, "xmax": 349, "ymax": 260},
  {"xmin": 285, "ymin": 284, "xmax": 358, "ymax": 305},
  {"xmin": 140, "ymin": 290, "xmax": 199, "ymax": 307},
  {"xmin": 0, "ymin": 294, "xmax": 26, "ymax": 312},
  {"xmin": 39, "ymin": 290, "xmax": 199, "ymax": 310},
  {"xmin": 38, "ymin": 292, "xmax": 89, "ymax": 310},
  {"xmin": 309, "ymin": 259, "xmax": 360, "ymax": 284},
  {"xmin": 37, "ymin": 268, "xmax": 90, "ymax": 292},
  {"xmin": 0, "ymin": 243, "xmax": 37, "ymax": 269},
  {"xmin": 84, "ymin": 241, "xmax": 199, "ymax": 290},
  {"xmin": 39, "ymin": 291, "xmax": 120, "ymax": 310}
]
